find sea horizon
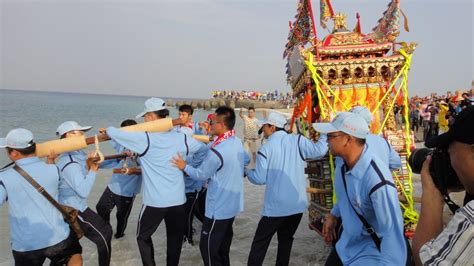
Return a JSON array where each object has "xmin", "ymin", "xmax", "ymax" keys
[{"xmin": 0, "ymin": 88, "xmax": 209, "ymax": 102}]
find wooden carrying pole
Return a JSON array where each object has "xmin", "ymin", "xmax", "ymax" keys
[
  {"xmin": 36, "ymin": 118, "xmax": 180, "ymax": 158},
  {"xmin": 92, "ymin": 153, "xmax": 129, "ymax": 162},
  {"xmin": 113, "ymin": 167, "xmax": 141, "ymax": 175}
]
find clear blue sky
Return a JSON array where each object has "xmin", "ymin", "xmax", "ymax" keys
[{"xmin": 1, "ymin": 0, "xmax": 472, "ymax": 99}]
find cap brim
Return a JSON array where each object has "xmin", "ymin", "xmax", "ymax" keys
[
  {"xmin": 79, "ymin": 126, "xmax": 92, "ymax": 132},
  {"xmin": 0, "ymin": 138, "xmax": 6, "ymax": 148},
  {"xmin": 257, "ymin": 119, "xmax": 269, "ymax": 127},
  {"xmin": 425, "ymin": 132, "xmax": 453, "ymax": 148},
  {"xmin": 312, "ymin": 122, "xmax": 339, "ymax": 134},
  {"xmin": 136, "ymin": 112, "xmax": 146, "ymax": 119},
  {"xmin": 136, "ymin": 106, "xmax": 168, "ymax": 118}
]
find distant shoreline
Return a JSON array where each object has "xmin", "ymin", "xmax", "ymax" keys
[{"xmin": 0, "ymin": 88, "xmax": 208, "ymax": 102}]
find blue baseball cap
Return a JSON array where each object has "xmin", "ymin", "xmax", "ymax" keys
[
  {"xmin": 56, "ymin": 121, "xmax": 92, "ymax": 136},
  {"xmin": 350, "ymin": 106, "xmax": 373, "ymax": 125},
  {"xmin": 136, "ymin": 97, "xmax": 168, "ymax": 118},
  {"xmin": 257, "ymin": 112, "xmax": 287, "ymax": 129},
  {"xmin": 312, "ymin": 112, "xmax": 369, "ymax": 139},
  {"xmin": 0, "ymin": 128, "xmax": 35, "ymax": 149}
]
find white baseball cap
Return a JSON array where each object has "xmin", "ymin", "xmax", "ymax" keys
[
  {"xmin": 312, "ymin": 112, "xmax": 369, "ymax": 139},
  {"xmin": 136, "ymin": 97, "xmax": 168, "ymax": 118},
  {"xmin": 350, "ymin": 106, "xmax": 373, "ymax": 125},
  {"xmin": 257, "ymin": 112, "xmax": 287, "ymax": 129},
  {"xmin": 0, "ymin": 128, "xmax": 35, "ymax": 149},
  {"xmin": 56, "ymin": 121, "xmax": 92, "ymax": 136}
]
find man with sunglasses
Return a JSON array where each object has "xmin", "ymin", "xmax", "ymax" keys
[
  {"xmin": 315, "ymin": 112, "xmax": 406, "ymax": 265},
  {"xmin": 246, "ymin": 112, "xmax": 328, "ymax": 265},
  {"xmin": 172, "ymin": 106, "xmax": 249, "ymax": 266},
  {"xmin": 55, "ymin": 121, "xmax": 113, "ymax": 266}
]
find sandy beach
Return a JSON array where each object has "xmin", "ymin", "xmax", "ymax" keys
[
  {"xmin": 0, "ymin": 98, "xmax": 466, "ymax": 265},
  {"xmin": 0, "ymin": 142, "xmax": 466, "ymax": 266}
]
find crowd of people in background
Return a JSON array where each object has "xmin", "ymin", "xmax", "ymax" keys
[
  {"xmin": 212, "ymin": 89, "xmax": 295, "ymax": 106},
  {"xmin": 394, "ymin": 89, "xmax": 474, "ymax": 142}
]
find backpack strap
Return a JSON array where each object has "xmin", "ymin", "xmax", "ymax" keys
[
  {"xmin": 341, "ymin": 165, "xmax": 381, "ymax": 251},
  {"xmin": 368, "ymin": 161, "xmax": 396, "ymax": 197}
]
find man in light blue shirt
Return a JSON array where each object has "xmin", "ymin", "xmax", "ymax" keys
[
  {"xmin": 102, "ymin": 97, "xmax": 208, "ymax": 266},
  {"xmin": 172, "ymin": 106, "xmax": 249, "ymax": 266},
  {"xmin": 96, "ymin": 119, "xmax": 142, "ymax": 239},
  {"xmin": 350, "ymin": 106, "xmax": 402, "ymax": 170},
  {"xmin": 177, "ymin": 104, "xmax": 208, "ymax": 245},
  {"xmin": 55, "ymin": 121, "xmax": 113, "ymax": 266},
  {"xmin": 315, "ymin": 112, "xmax": 407, "ymax": 265},
  {"xmin": 246, "ymin": 112, "xmax": 328, "ymax": 265},
  {"xmin": 0, "ymin": 128, "xmax": 82, "ymax": 265}
]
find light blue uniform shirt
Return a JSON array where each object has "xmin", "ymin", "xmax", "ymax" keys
[
  {"xmin": 56, "ymin": 150, "xmax": 97, "ymax": 212},
  {"xmin": 175, "ymin": 126, "xmax": 208, "ymax": 193},
  {"xmin": 0, "ymin": 157, "xmax": 70, "ymax": 252},
  {"xmin": 330, "ymin": 146, "xmax": 406, "ymax": 265},
  {"xmin": 246, "ymin": 131, "xmax": 328, "ymax": 217},
  {"xmin": 100, "ymin": 140, "xmax": 142, "ymax": 197},
  {"xmin": 184, "ymin": 136, "xmax": 249, "ymax": 220},
  {"xmin": 106, "ymin": 127, "xmax": 208, "ymax": 208},
  {"xmin": 366, "ymin": 134, "xmax": 402, "ymax": 170}
]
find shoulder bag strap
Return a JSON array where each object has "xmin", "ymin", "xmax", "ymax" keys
[
  {"xmin": 13, "ymin": 164, "xmax": 72, "ymax": 220},
  {"xmin": 340, "ymin": 165, "xmax": 381, "ymax": 251}
]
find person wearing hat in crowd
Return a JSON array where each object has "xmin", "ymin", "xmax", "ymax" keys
[
  {"xmin": 0, "ymin": 128, "xmax": 82, "ymax": 266},
  {"xmin": 317, "ymin": 112, "xmax": 407, "ymax": 265},
  {"xmin": 100, "ymin": 97, "xmax": 208, "ymax": 266},
  {"xmin": 96, "ymin": 119, "xmax": 142, "ymax": 239},
  {"xmin": 437, "ymin": 100, "xmax": 450, "ymax": 135},
  {"xmin": 412, "ymin": 106, "xmax": 473, "ymax": 265},
  {"xmin": 350, "ymin": 106, "xmax": 402, "ymax": 170},
  {"xmin": 172, "ymin": 106, "xmax": 249, "ymax": 266},
  {"xmin": 245, "ymin": 112, "xmax": 328, "ymax": 265},
  {"xmin": 55, "ymin": 121, "xmax": 113, "ymax": 266}
]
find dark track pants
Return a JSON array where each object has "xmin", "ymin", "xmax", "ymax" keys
[
  {"xmin": 78, "ymin": 207, "xmax": 113, "ymax": 266},
  {"xmin": 183, "ymin": 188, "xmax": 206, "ymax": 244},
  {"xmin": 196, "ymin": 187, "xmax": 206, "ymax": 222},
  {"xmin": 200, "ymin": 216, "xmax": 235, "ymax": 266},
  {"xmin": 12, "ymin": 231, "xmax": 82, "ymax": 266},
  {"xmin": 136, "ymin": 204, "xmax": 185, "ymax": 266},
  {"xmin": 96, "ymin": 187, "xmax": 135, "ymax": 238},
  {"xmin": 247, "ymin": 213, "xmax": 303, "ymax": 266},
  {"xmin": 324, "ymin": 248, "xmax": 343, "ymax": 266}
]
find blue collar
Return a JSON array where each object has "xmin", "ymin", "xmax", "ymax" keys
[
  {"xmin": 15, "ymin": 156, "xmax": 41, "ymax": 166},
  {"xmin": 344, "ymin": 145, "xmax": 371, "ymax": 179},
  {"xmin": 267, "ymin": 130, "xmax": 287, "ymax": 141}
]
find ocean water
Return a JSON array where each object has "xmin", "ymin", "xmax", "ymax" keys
[
  {"xmin": 0, "ymin": 89, "xmax": 330, "ymax": 265},
  {"xmin": 0, "ymin": 90, "xmax": 217, "ymax": 166}
]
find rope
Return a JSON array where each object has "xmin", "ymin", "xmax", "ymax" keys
[{"xmin": 94, "ymin": 135, "xmax": 105, "ymax": 164}]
